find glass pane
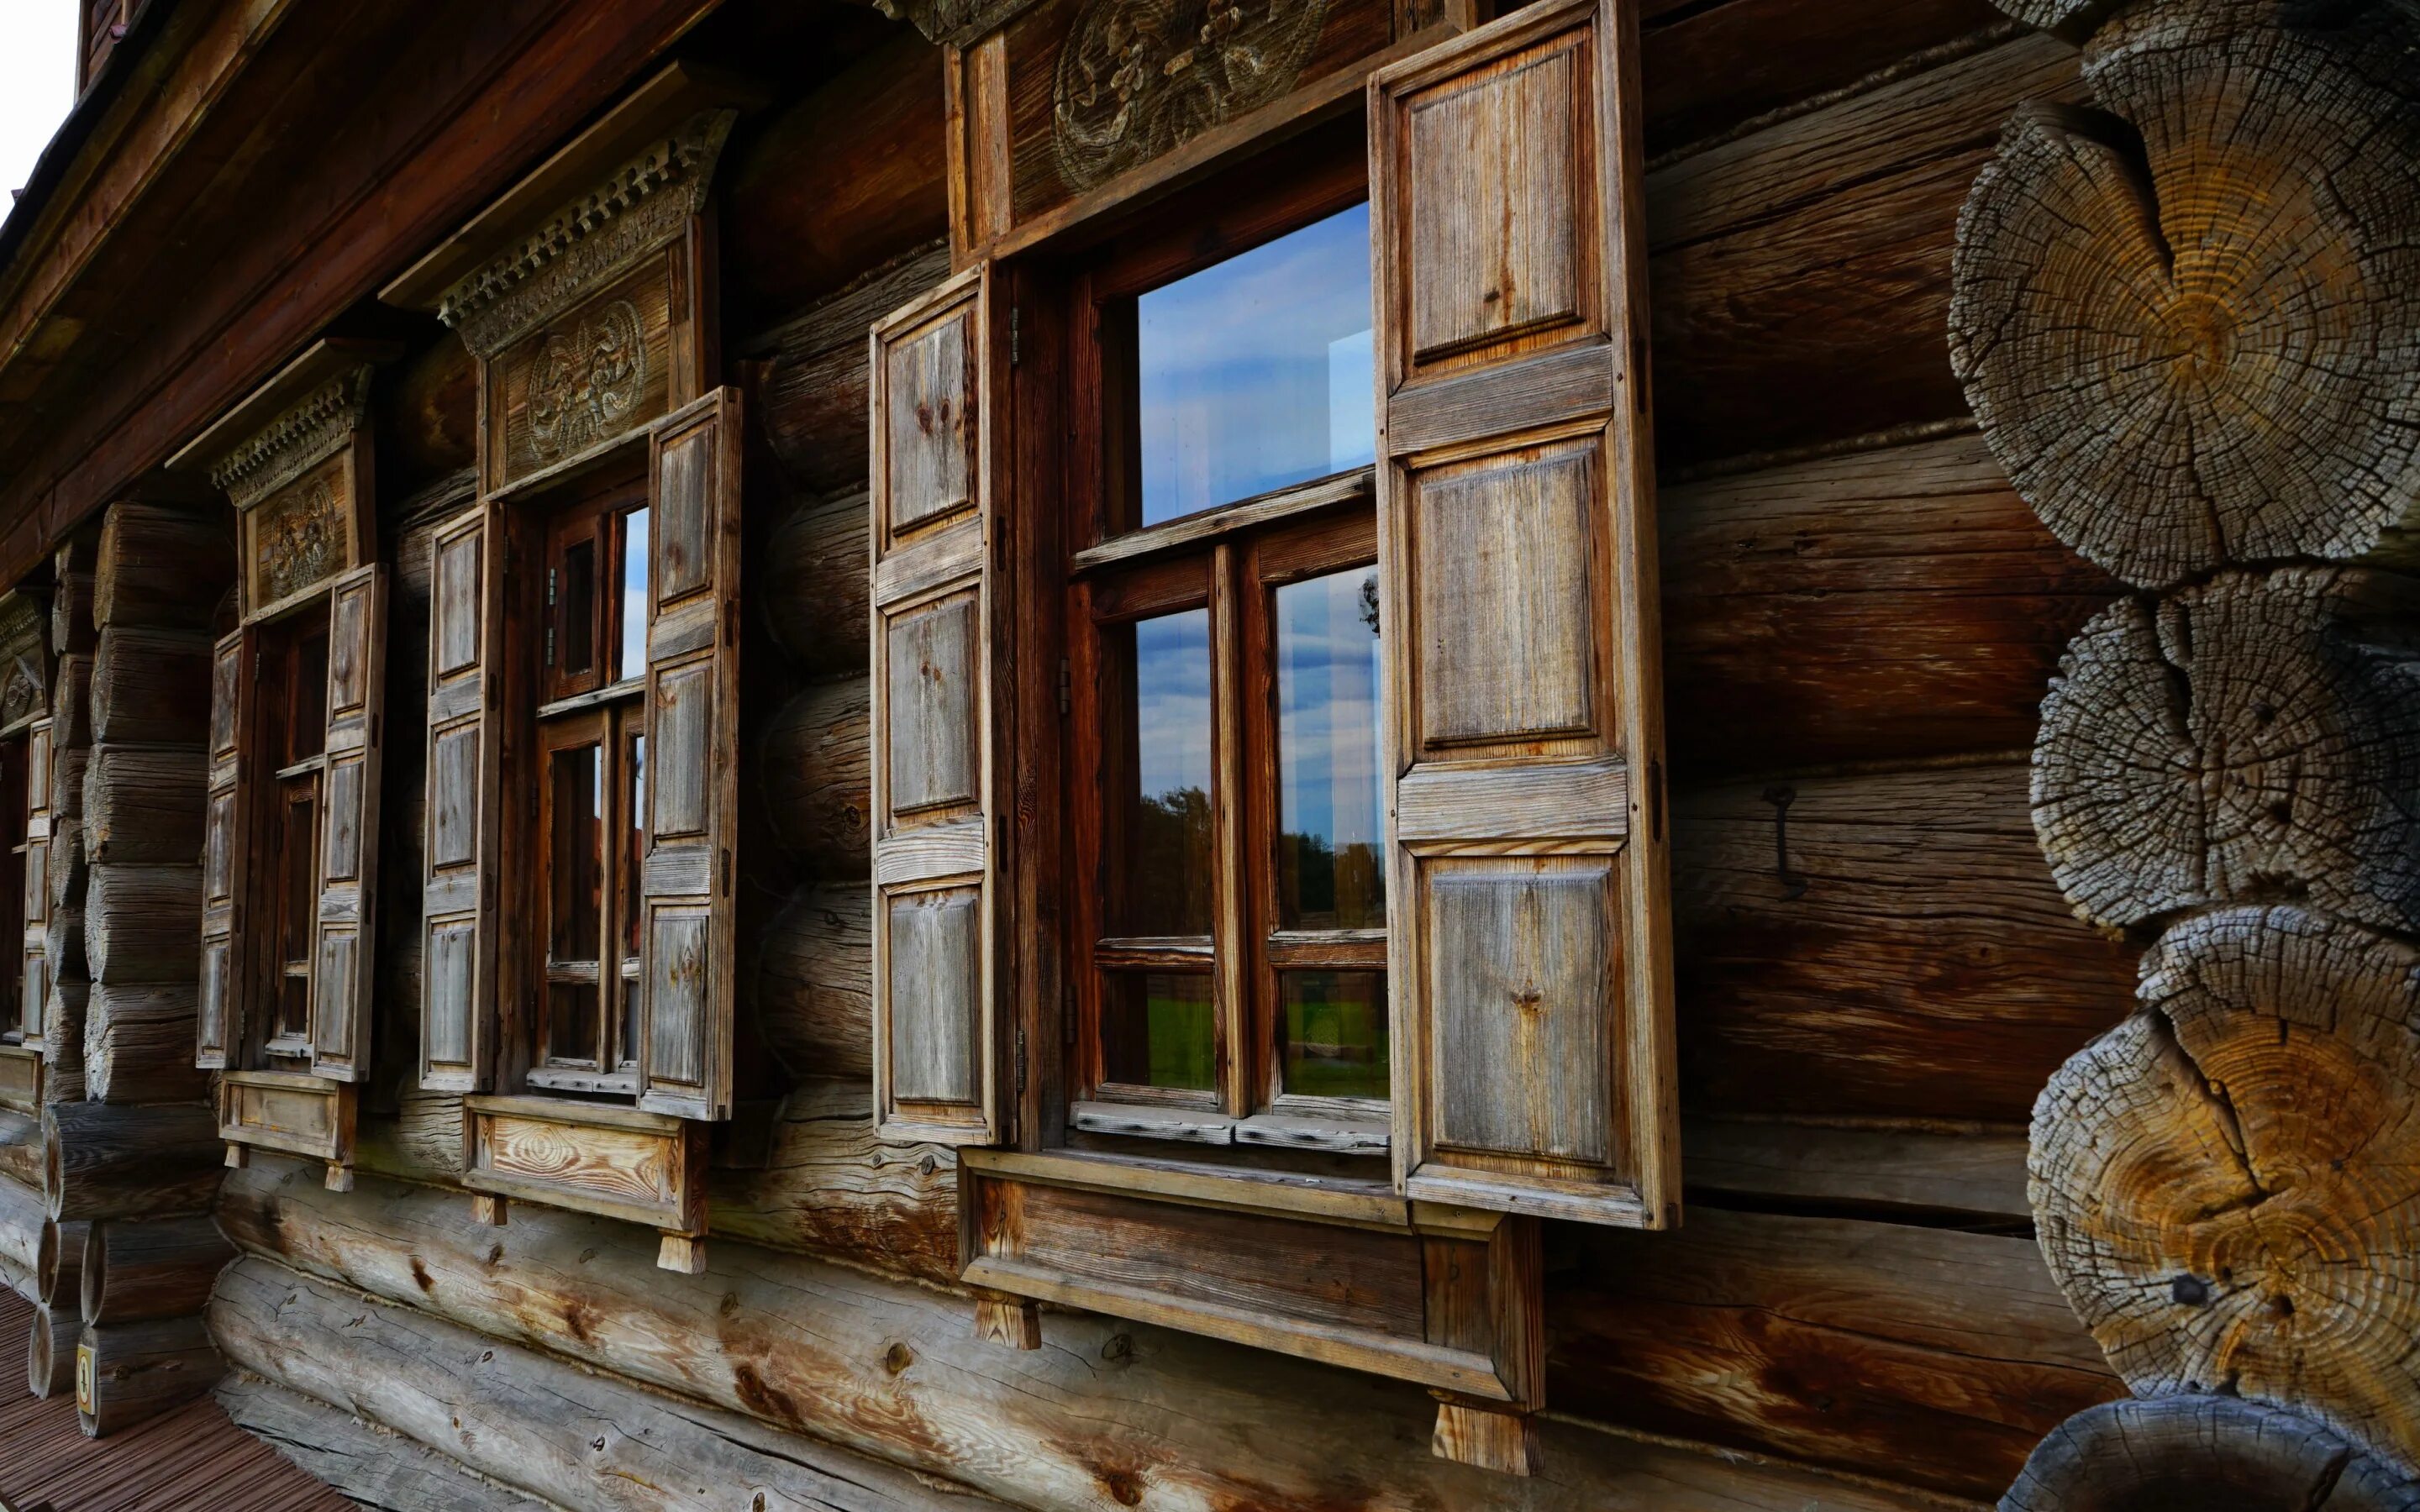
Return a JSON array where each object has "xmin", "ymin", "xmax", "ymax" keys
[
  {"xmin": 1281, "ymin": 970, "xmax": 1389, "ymax": 1101},
  {"xmin": 1276, "ymin": 566, "xmax": 1386, "ymax": 930},
  {"xmin": 549, "ymin": 744, "xmax": 603, "ymax": 963},
  {"xmin": 560, "ymin": 537, "xmax": 597, "ymax": 678},
  {"xmin": 619, "ymin": 507, "xmax": 650, "ymax": 680},
  {"xmin": 1102, "ymin": 972, "xmax": 1215, "ymax": 1091},
  {"xmin": 621, "ymin": 731, "xmax": 645, "ymax": 968},
  {"xmin": 1136, "ymin": 203, "xmax": 1373, "ymax": 528},
  {"xmin": 549, "ymin": 983, "xmax": 600, "ymax": 1066},
  {"xmin": 1113, "ymin": 608, "xmax": 1213, "ymax": 937}
]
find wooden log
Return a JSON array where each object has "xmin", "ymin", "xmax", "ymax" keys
[
  {"xmin": 381, "ymin": 332, "xmax": 477, "ymax": 492},
  {"xmin": 214, "ymin": 1371, "xmax": 560, "ymax": 1512},
  {"xmin": 39, "ymin": 1217, "xmax": 89, "ymax": 1309},
  {"xmin": 1986, "ymin": 0, "xmax": 2116, "ymax": 45},
  {"xmin": 83, "ymin": 982, "xmax": 207, "ymax": 1105},
  {"xmin": 43, "ymin": 1100, "xmax": 221, "ymax": 1222},
  {"xmin": 2002, "ymin": 1395, "xmax": 2420, "ymax": 1511},
  {"xmin": 1682, "ymin": 1116, "xmax": 2032, "ymax": 1223},
  {"xmin": 51, "ymin": 572, "xmax": 96, "ymax": 659},
  {"xmin": 1562, "ymin": 1205, "xmax": 2122, "ymax": 1500},
  {"xmin": 749, "ymin": 884, "xmax": 872, "ymax": 1082},
  {"xmin": 754, "ymin": 240, "xmax": 952, "ymax": 496},
  {"xmin": 82, "ymin": 744, "xmax": 207, "ymax": 867},
  {"xmin": 0, "ymin": 1172, "xmax": 43, "ymax": 1278},
  {"xmin": 82, "ymin": 1214, "xmax": 236, "ymax": 1325},
  {"xmin": 49, "ymin": 741, "xmax": 87, "ymax": 821},
  {"xmin": 1674, "ymin": 762, "xmax": 2137, "ymax": 1123},
  {"xmin": 92, "ymin": 501, "xmax": 233, "ymax": 634},
  {"xmin": 46, "ymin": 903, "xmax": 87, "ymax": 983},
  {"xmin": 83, "ymin": 863, "xmax": 202, "ymax": 984},
  {"xmin": 216, "ymin": 1164, "xmax": 1950, "ymax": 1512},
  {"xmin": 1660, "ymin": 432, "xmax": 2118, "ymax": 776},
  {"xmin": 76, "ymin": 1312, "xmax": 224, "ymax": 1436},
  {"xmin": 42, "ymin": 976, "xmax": 90, "ymax": 1105},
  {"xmin": 50, "ymin": 650, "xmax": 92, "ymax": 750},
  {"xmin": 0, "ymin": 1110, "xmax": 40, "ymax": 1191},
  {"xmin": 2031, "ymin": 569, "xmax": 2420, "ymax": 937},
  {"xmin": 47, "ymin": 815, "xmax": 85, "ymax": 914},
  {"xmin": 760, "ymin": 491, "xmax": 871, "ymax": 679},
  {"xmin": 757, "ymin": 679, "xmax": 871, "ymax": 877},
  {"xmin": 1949, "ymin": 10, "xmax": 2420, "ymax": 588},
  {"xmin": 29, "ymin": 1298, "xmax": 76, "ymax": 1398},
  {"xmin": 2032, "ymin": 906, "xmax": 2420, "ymax": 1474},
  {"xmin": 709, "ymin": 1079, "xmax": 958, "ymax": 1288},
  {"xmin": 90, "ymin": 628, "xmax": 214, "ymax": 746}
]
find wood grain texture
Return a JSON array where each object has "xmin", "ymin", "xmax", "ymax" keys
[
  {"xmin": 2002, "ymin": 1394, "xmax": 2420, "ymax": 1511},
  {"xmin": 217, "ymin": 1159, "xmax": 1954, "ymax": 1512},
  {"xmin": 708, "ymin": 1080, "xmax": 959, "ymax": 1288},
  {"xmin": 81, "ymin": 742, "xmax": 207, "ymax": 866},
  {"xmin": 29, "ymin": 1297, "xmax": 75, "ymax": 1398},
  {"xmin": 758, "ymin": 678, "xmax": 872, "ymax": 878},
  {"xmin": 1683, "ymin": 1116, "xmax": 2032, "ymax": 1221},
  {"xmin": 215, "ymin": 1371, "xmax": 557, "ymax": 1512},
  {"xmin": 89, "ymin": 627, "xmax": 213, "ymax": 748},
  {"xmin": 760, "ymin": 489, "xmax": 872, "ymax": 679},
  {"xmin": 83, "ymin": 1214, "xmax": 234, "ymax": 1326},
  {"xmin": 1660, "ymin": 433, "xmax": 2118, "ymax": 776},
  {"xmin": 1674, "ymin": 762, "xmax": 2136, "ymax": 1122},
  {"xmin": 748, "ymin": 883, "xmax": 872, "ymax": 1082},
  {"xmin": 42, "ymin": 1100, "xmax": 220, "ymax": 1223},
  {"xmin": 753, "ymin": 239, "xmax": 952, "ymax": 497},
  {"xmin": 1950, "ymin": 3, "xmax": 2420, "ymax": 587},
  {"xmin": 1560, "ymin": 1205, "xmax": 2121, "ymax": 1499},
  {"xmin": 2032, "ymin": 906, "xmax": 2420, "ymax": 1476},
  {"xmin": 92, "ymin": 502, "xmax": 234, "ymax": 635},
  {"xmin": 76, "ymin": 1311, "xmax": 224, "ymax": 1437},
  {"xmin": 82, "ymin": 861, "xmax": 202, "ymax": 984},
  {"xmin": 83, "ymin": 980, "xmax": 206, "ymax": 1104},
  {"xmin": 2033, "ymin": 568, "xmax": 2420, "ymax": 938}
]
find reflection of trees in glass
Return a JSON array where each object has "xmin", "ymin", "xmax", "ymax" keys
[
  {"xmin": 1277, "ymin": 829, "xmax": 1385, "ymax": 932},
  {"xmin": 1127, "ymin": 785, "xmax": 1214, "ymax": 936},
  {"xmin": 1283, "ymin": 970, "xmax": 1388, "ymax": 1100}
]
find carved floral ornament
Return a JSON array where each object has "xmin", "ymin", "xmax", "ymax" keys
[
  {"xmin": 528, "ymin": 298, "xmax": 649, "ymax": 465},
  {"xmin": 1053, "ymin": 0, "xmax": 1329, "ymax": 190},
  {"xmin": 254, "ymin": 475, "xmax": 346, "ymax": 606}
]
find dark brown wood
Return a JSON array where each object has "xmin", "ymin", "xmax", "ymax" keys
[
  {"xmin": 750, "ymin": 885, "xmax": 873, "ymax": 1082},
  {"xmin": 381, "ymin": 335, "xmax": 479, "ymax": 495},
  {"xmin": 38, "ymin": 1217, "xmax": 88, "ymax": 1310},
  {"xmin": 92, "ymin": 503, "xmax": 233, "ymax": 635},
  {"xmin": 28, "ymin": 1297, "xmax": 76, "ymax": 1398},
  {"xmin": 76, "ymin": 1311, "xmax": 224, "ymax": 1437},
  {"xmin": 2002, "ymin": 1395, "xmax": 2420, "ymax": 1511},
  {"xmin": 759, "ymin": 679, "xmax": 872, "ymax": 879},
  {"xmin": 42, "ymin": 1100, "xmax": 220, "ymax": 1222},
  {"xmin": 82, "ymin": 1215, "xmax": 236, "ymax": 1326},
  {"xmin": 708, "ymin": 1079, "xmax": 959, "ymax": 1289},
  {"xmin": 90, "ymin": 627, "xmax": 213, "ymax": 746},
  {"xmin": 760, "ymin": 491, "xmax": 873, "ymax": 680},
  {"xmin": 752, "ymin": 239, "xmax": 953, "ymax": 498},
  {"xmin": 80, "ymin": 743, "xmax": 207, "ymax": 867},
  {"xmin": 82, "ymin": 862, "xmax": 203, "ymax": 985}
]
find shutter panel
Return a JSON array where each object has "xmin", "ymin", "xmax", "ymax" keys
[
  {"xmin": 23, "ymin": 717, "xmax": 48, "ymax": 1051},
  {"xmin": 636, "ymin": 389, "xmax": 743, "ymax": 1120},
  {"xmin": 1369, "ymin": 0, "xmax": 1678, "ymax": 1228},
  {"xmin": 197, "ymin": 632, "xmax": 252, "ymax": 1069},
  {"xmin": 310, "ymin": 564, "xmax": 385, "ymax": 1081},
  {"xmin": 869, "ymin": 265, "xmax": 1006, "ymax": 1147},
  {"xmin": 422, "ymin": 506, "xmax": 502, "ymax": 1091}
]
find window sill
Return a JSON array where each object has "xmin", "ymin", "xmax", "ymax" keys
[
  {"xmin": 524, "ymin": 1066, "xmax": 639, "ymax": 1098},
  {"xmin": 219, "ymin": 1068, "xmax": 355, "ymax": 1189},
  {"xmin": 461, "ymin": 1094, "xmax": 707, "ymax": 1269},
  {"xmin": 1071, "ymin": 1100, "xmax": 1389, "ymax": 1156}
]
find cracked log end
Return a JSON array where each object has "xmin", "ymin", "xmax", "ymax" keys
[
  {"xmin": 1949, "ymin": 12, "xmax": 2420, "ymax": 588},
  {"xmin": 2031, "ymin": 568, "xmax": 2420, "ymax": 935},
  {"xmin": 2002, "ymin": 1394, "xmax": 2420, "ymax": 1510},
  {"xmin": 2029, "ymin": 906, "xmax": 2420, "ymax": 1473}
]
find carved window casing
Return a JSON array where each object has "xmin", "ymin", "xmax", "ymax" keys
[
  {"xmin": 386, "ymin": 66, "xmax": 753, "ymax": 1273},
  {"xmin": 871, "ymin": 0, "xmax": 1673, "ymax": 1473},
  {"xmin": 176, "ymin": 348, "xmax": 391, "ymax": 1190},
  {"xmin": 0, "ymin": 590, "xmax": 53, "ymax": 1117}
]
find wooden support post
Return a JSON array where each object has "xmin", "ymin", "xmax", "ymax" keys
[
  {"xmin": 224, "ymin": 1142, "xmax": 248, "ymax": 1169},
  {"xmin": 470, "ymin": 1194, "xmax": 507, "ymax": 1226},
  {"xmin": 323, "ymin": 1162, "xmax": 353, "ymax": 1193},
  {"xmin": 656, "ymin": 1233, "xmax": 706, "ymax": 1275},
  {"xmin": 972, "ymin": 1292, "xmax": 1039, "ymax": 1350},
  {"xmin": 42, "ymin": 1101, "xmax": 221, "ymax": 1222},
  {"xmin": 1431, "ymin": 1398, "xmax": 1539, "ymax": 1477}
]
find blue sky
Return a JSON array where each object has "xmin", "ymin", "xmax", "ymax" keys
[{"xmin": 0, "ymin": 8, "xmax": 76, "ymax": 224}]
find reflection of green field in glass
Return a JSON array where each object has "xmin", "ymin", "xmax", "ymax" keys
[
  {"xmin": 1145, "ymin": 991, "xmax": 1217, "ymax": 1090},
  {"xmin": 1283, "ymin": 971, "xmax": 1387, "ymax": 1100}
]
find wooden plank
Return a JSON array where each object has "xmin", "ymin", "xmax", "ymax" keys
[{"xmin": 1683, "ymin": 1117, "xmax": 2032, "ymax": 1222}]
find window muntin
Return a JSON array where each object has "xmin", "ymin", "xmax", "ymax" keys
[{"xmin": 1129, "ymin": 203, "xmax": 1376, "ymax": 532}]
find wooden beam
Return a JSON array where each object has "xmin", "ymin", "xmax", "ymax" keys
[{"xmin": 214, "ymin": 1370, "xmax": 560, "ymax": 1512}]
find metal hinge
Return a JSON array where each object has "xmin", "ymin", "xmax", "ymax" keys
[
  {"xmin": 544, "ymin": 626, "xmax": 555, "ymax": 667},
  {"xmin": 1015, "ymin": 1027, "xmax": 1027, "ymax": 1095},
  {"xmin": 1057, "ymin": 657, "xmax": 1070, "ymax": 716},
  {"xmin": 254, "ymin": 651, "xmax": 263, "ymax": 680},
  {"xmin": 547, "ymin": 567, "xmax": 556, "ymax": 607},
  {"xmin": 1009, "ymin": 306, "xmax": 1020, "ymax": 368}
]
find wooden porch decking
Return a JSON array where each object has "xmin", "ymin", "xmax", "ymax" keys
[{"xmin": 0, "ymin": 1291, "xmax": 345, "ymax": 1512}]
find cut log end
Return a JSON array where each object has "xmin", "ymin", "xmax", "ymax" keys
[
  {"xmin": 1949, "ymin": 20, "xmax": 2420, "ymax": 588},
  {"xmin": 2030, "ymin": 906, "xmax": 2420, "ymax": 1470},
  {"xmin": 28, "ymin": 1300, "xmax": 74, "ymax": 1398},
  {"xmin": 2002, "ymin": 1394, "xmax": 2420, "ymax": 1509}
]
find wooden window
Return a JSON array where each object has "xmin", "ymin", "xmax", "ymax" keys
[
  {"xmin": 259, "ymin": 603, "xmax": 330, "ymax": 1058},
  {"xmin": 0, "ymin": 736, "xmax": 27, "ymax": 1043}
]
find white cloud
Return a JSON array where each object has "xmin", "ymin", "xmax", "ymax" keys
[{"xmin": 0, "ymin": 7, "xmax": 79, "ymax": 226}]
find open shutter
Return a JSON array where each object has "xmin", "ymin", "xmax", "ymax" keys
[
  {"xmin": 636, "ymin": 389, "xmax": 744, "ymax": 1120},
  {"xmin": 23, "ymin": 717, "xmax": 49, "ymax": 1051},
  {"xmin": 311, "ymin": 564, "xmax": 385, "ymax": 1081},
  {"xmin": 869, "ymin": 265, "xmax": 1006, "ymax": 1147},
  {"xmin": 1369, "ymin": 0, "xmax": 1677, "ymax": 1228},
  {"xmin": 197, "ymin": 632, "xmax": 252, "ymax": 1069},
  {"xmin": 421, "ymin": 505, "xmax": 502, "ymax": 1091}
]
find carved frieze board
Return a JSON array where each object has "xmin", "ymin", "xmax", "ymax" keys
[{"xmin": 0, "ymin": 589, "xmax": 53, "ymax": 738}]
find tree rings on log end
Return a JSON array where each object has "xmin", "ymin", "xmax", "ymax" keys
[
  {"xmin": 1949, "ymin": 13, "xmax": 2420, "ymax": 588},
  {"xmin": 2030, "ymin": 906, "xmax": 2420, "ymax": 1473},
  {"xmin": 2032, "ymin": 569, "xmax": 2420, "ymax": 936},
  {"xmin": 2002, "ymin": 1394, "xmax": 2420, "ymax": 1510}
]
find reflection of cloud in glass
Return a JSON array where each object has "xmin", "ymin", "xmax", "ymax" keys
[
  {"xmin": 1134, "ymin": 609, "xmax": 1212, "ymax": 802},
  {"xmin": 1277, "ymin": 567, "xmax": 1385, "ymax": 930},
  {"xmin": 1139, "ymin": 204, "xmax": 1373, "ymax": 527},
  {"xmin": 620, "ymin": 506, "xmax": 650, "ymax": 681}
]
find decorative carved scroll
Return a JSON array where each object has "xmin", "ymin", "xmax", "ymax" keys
[
  {"xmin": 874, "ymin": 0, "xmax": 1048, "ymax": 47},
  {"xmin": 1050, "ymin": 0, "xmax": 1331, "ymax": 191},
  {"xmin": 527, "ymin": 297, "xmax": 649, "ymax": 464},
  {"xmin": 0, "ymin": 591, "xmax": 51, "ymax": 735}
]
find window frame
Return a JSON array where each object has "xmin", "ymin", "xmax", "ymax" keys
[{"xmin": 253, "ymin": 598, "xmax": 332, "ymax": 1062}]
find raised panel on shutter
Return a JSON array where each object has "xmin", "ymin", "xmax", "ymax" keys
[
  {"xmin": 312, "ymin": 564, "xmax": 384, "ymax": 1082},
  {"xmin": 870, "ymin": 265, "xmax": 1006, "ymax": 1147},
  {"xmin": 421, "ymin": 507, "xmax": 502, "ymax": 1091},
  {"xmin": 197, "ymin": 631, "xmax": 253, "ymax": 1070},
  {"xmin": 636, "ymin": 388, "xmax": 743, "ymax": 1121},
  {"xmin": 1370, "ymin": 0, "xmax": 1677, "ymax": 1228}
]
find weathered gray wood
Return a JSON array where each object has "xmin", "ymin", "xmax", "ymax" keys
[
  {"xmin": 420, "ymin": 505, "xmax": 495, "ymax": 1094},
  {"xmin": 29, "ymin": 1297, "xmax": 76, "ymax": 1397},
  {"xmin": 41, "ymin": 974, "xmax": 90, "ymax": 1104},
  {"xmin": 0, "ymin": 1170, "xmax": 44, "ymax": 1278},
  {"xmin": 749, "ymin": 883, "xmax": 872, "ymax": 1082},
  {"xmin": 93, "ymin": 501, "xmax": 232, "ymax": 634},
  {"xmin": 760, "ymin": 489, "xmax": 872, "ymax": 679},
  {"xmin": 85, "ymin": 981, "xmax": 205, "ymax": 1105},
  {"xmin": 759, "ymin": 678, "xmax": 871, "ymax": 877},
  {"xmin": 215, "ymin": 1370, "xmax": 559, "ymax": 1512},
  {"xmin": 882, "ymin": 594, "xmax": 976, "ymax": 816},
  {"xmin": 885, "ymin": 885, "xmax": 977, "ymax": 1106},
  {"xmin": 43, "ymin": 1100, "xmax": 220, "ymax": 1222},
  {"xmin": 2002, "ymin": 1395, "xmax": 2420, "ymax": 1511},
  {"xmin": 84, "ymin": 1213, "xmax": 235, "ymax": 1325},
  {"xmin": 1950, "ymin": 5, "xmax": 2420, "ymax": 587},
  {"xmin": 2033, "ymin": 906, "xmax": 2420, "ymax": 1476},
  {"xmin": 46, "ymin": 814, "xmax": 85, "ymax": 913},
  {"xmin": 212, "ymin": 1259, "xmax": 1004, "ymax": 1512},
  {"xmin": 217, "ymin": 1159, "xmax": 1953, "ymax": 1511},
  {"xmin": 708, "ymin": 1079, "xmax": 958, "ymax": 1289},
  {"xmin": 755, "ymin": 240, "xmax": 952, "ymax": 497},
  {"xmin": 39, "ymin": 1216, "xmax": 88, "ymax": 1309},
  {"xmin": 0, "ymin": 1111, "xmax": 40, "ymax": 1193},
  {"xmin": 83, "ymin": 862, "xmax": 203, "ymax": 984},
  {"xmin": 77, "ymin": 1311, "xmax": 224, "ymax": 1436},
  {"xmin": 2032, "ymin": 569, "xmax": 2420, "ymax": 937},
  {"xmin": 90, "ymin": 627, "xmax": 215, "ymax": 747},
  {"xmin": 310, "ymin": 564, "xmax": 385, "ymax": 1084},
  {"xmin": 1683, "ymin": 1116, "xmax": 2032, "ymax": 1221}
]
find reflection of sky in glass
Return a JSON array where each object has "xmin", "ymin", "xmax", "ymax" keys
[
  {"xmin": 1138, "ymin": 203, "xmax": 1373, "ymax": 528},
  {"xmin": 619, "ymin": 506, "xmax": 650, "ymax": 681},
  {"xmin": 1276, "ymin": 568, "xmax": 1385, "ymax": 929},
  {"xmin": 1134, "ymin": 609, "xmax": 1212, "ymax": 802}
]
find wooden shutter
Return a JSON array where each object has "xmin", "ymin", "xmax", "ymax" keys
[
  {"xmin": 869, "ymin": 265, "xmax": 1007, "ymax": 1147},
  {"xmin": 310, "ymin": 564, "xmax": 385, "ymax": 1081},
  {"xmin": 1368, "ymin": 0, "xmax": 1678, "ymax": 1228},
  {"xmin": 197, "ymin": 632, "xmax": 251, "ymax": 1069},
  {"xmin": 421, "ymin": 505, "xmax": 502, "ymax": 1091},
  {"xmin": 23, "ymin": 717, "xmax": 49, "ymax": 1051},
  {"xmin": 636, "ymin": 390, "xmax": 744, "ymax": 1120}
]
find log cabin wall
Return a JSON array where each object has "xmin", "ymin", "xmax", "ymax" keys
[{"xmin": 14, "ymin": 0, "xmax": 2397, "ymax": 1504}]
